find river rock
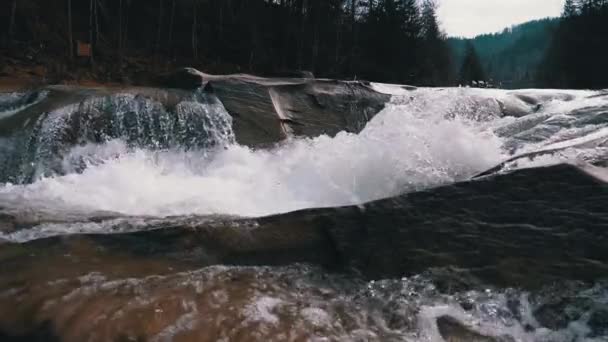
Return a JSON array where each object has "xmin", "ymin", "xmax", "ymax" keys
[
  {"xmin": 269, "ymin": 70, "xmax": 315, "ymax": 78},
  {"xmin": 437, "ymin": 316, "xmax": 514, "ymax": 342},
  {"xmin": 156, "ymin": 68, "xmax": 390, "ymax": 145},
  {"xmin": 2, "ymin": 164, "xmax": 606, "ymax": 289},
  {"xmin": 0, "ymin": 164, "xmax": 606, "ymax": 341},
  {"xmin": 589, "ymin": 309, "xmax": 608, "ymax": 337},
  {"xmin": 497, "ymin": 97, "xmax": 534, "ymax": 117},
  {"xmin": 209, "ymin": 77, "xmax": 390, "ymax": 146},
  {"xmin": 157, "ymin": 67, "xmax": 206, "ymax": 89},
  {"xmin": 157, "ymin": 69, "xmax": 391, "ymax": 146}
]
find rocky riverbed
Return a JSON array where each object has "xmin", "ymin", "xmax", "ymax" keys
[{"xmin": 0, "ymin": 72, "xmax": 607, "ymax": 341}]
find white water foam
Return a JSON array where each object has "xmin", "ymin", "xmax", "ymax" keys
[
  {"xmin": 2, "ymin": 87, "xmax": 607, "ymax": 222},
  {"xmin": 0, "ymin": 89, "xmax": 505, "ymax": 218}
]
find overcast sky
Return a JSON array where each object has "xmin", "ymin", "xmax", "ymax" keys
[{"xmin": 437, "ymin": 0, "xmax": 565, "ymax": 38}]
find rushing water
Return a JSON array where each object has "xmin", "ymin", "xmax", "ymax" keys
[
  {"xmin": 0, "ymin": 89, "xmax": 506, "ymax": 218},
  {"xmin": 0, "ymin": 85, "xmax": 607, "ymax": 341}
]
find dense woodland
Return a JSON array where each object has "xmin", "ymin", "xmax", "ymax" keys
[
  {"xmin": 0, "ymin": 0, "xmax": 607, "ymax": 89},
  {"xmin": 0, "ymin": 0, "xmax": 452, "ymax": 85},
  {"xmin": 539, "ymin": 0, "xmax": 608, "ymax": 89}
]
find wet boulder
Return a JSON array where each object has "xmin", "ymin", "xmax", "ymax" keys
[
  {"xmin": 154, "ymin": 68, "xmax": 390, "ymax": 146},
  {"xmin": 497, "ymin": 97, "xmax": 534, "ymax": 117},
  {"xmin": 207, "ymin": 75, "xmax": 390, "ymax": 146},
  {"xmin": 157, "ymin": 67, "xmax": 206, "ymax": 89},
  {"xmin": 533, "ymin": 299, "xmax": 588, "ymax": 330},
  {"xmin": 437, "ymin": 316, "xmax": 514, "ymax": 342},
  {"xmin": 3, "ymin": 164, "xmax": 606, "ymax": 289},
  {"xmin": 269, "ymin": 70, "xmax": 315, "ymax": 79},
  {"xmin": 589, "ymin": 309, "xmax": 608, "ymax": 338}
]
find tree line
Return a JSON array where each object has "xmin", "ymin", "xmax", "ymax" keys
[
  {"xmin": 449, "ymin": 19, "xmax": 559, "ymax": 89},
  {"xmin": 1, "ymin": 0, "xmax": 453, "ymax": 85},
  {"xmin": 539, "ymin": 0, "xmax": 608, "ymax": 89},
  {"xmin": 3, "ymin": 0, "xmax": 606, "ymax": 89},
  {"xmin": 450, "ymin": 0, "xmax": 608, "ymax": 91}
]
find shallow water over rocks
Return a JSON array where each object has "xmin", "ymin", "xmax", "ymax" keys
[{"xmin": 1, "ymin": 78, "xmax": 608, "ymax": 341}]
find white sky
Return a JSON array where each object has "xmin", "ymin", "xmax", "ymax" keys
[{"xmin": 437, "ymin": 0, "xmax": 565, "ymax": 38}]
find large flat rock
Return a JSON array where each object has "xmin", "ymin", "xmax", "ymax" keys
[
  {"xmin": 205, "ymin": 74, "xmax": 390, "ymax": 146},
  {"xmin": 2, "ymin": 164, "xmax": 606, "ymax": 289},
  {"xmin": 0, "ymin": 164, "xmax": 606, "ymax": 341},
  {"xmin": 1, "ymin": 72, "xmax": 391, "ymax": 148}
]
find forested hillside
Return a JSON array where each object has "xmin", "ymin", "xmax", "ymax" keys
[
  {"xmin": 0, "ymin": 0, "xmax": 452, "ymax": 86},
  {"xmin": 449, "ymin": 19, "xmax": 559, "ymax": 88},
  {"xmin": 450, "ymin": 0, "xmax": 608, "ymax": 90},
  {"xmin": 1, "ymin": 0, "xmax": 606, "ymax": 89}
]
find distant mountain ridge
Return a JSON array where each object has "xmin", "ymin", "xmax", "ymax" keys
[{"xmin": 449, "ymin": 18, "xmax": 560, "ymax": 88}]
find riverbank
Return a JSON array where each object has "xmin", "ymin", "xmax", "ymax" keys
[
  {"xmin": 0, "ymin": 43, "xmax": 265, "ymax": 93},
  {"xmin": 0, "ymin": 54, "xmax": 156, "ymax": 92},
  {"xmin": 0, "ymin": 59, "xmax": 125, "ymax": 92}
]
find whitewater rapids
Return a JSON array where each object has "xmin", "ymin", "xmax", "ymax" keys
[
  {"xmin": 0, "ymin": 88, "xmax": 508, "ymax": 218},
  {"xmin": 0, "ymin": 87, "xmax": 606, "ymax": 219},
  {"xmin": 1, "ymin": 84, "xmax": 607, "ymax": 342}
]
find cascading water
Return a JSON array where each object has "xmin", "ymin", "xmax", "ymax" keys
[
  {"xmin": 0, "ymin": 89, "xmax": 234, "ymax": 184},
  {"xmin": 0, "ymin": 88, "xmax": 507, "ymax": 218},
  {"xmin": 2, "ymin": 87, "xmax": 607, "ymax": 220},
  {"xmin": 0, "ymin": 84, "xmax": 607, "ymax": 342}
]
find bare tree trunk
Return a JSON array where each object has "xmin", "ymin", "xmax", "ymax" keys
[
  {"xmin": 119, "ymin": 0, "xmax": 123, "ymax": 60},
  {"xmin": 156, "ymin": 0, "xmax": 163, "ymax": 57},
  {"xmin": 95, "ymin": 0, "xmax": 100, "ymax": 47},
  {"xmin": 335, "ymin": 12, "xmax": 342, "ymax": 65},
  {"xmin": 249, "ymin": 1, "xmax": 258, "ymax": 71},
  {"xmin": 350, "ymin": 0, "xmax": 357, "ymax": 75},
  {"xmin": 8, "ymin": 0, "xmax": 17, "ymax": 45},
  {"xmin": 90, "ymin": 0, "xmax": 95, "ymax": 65},
  {"xmin": 168, "ymin": 0, "xmax": 176, "ymax": 55},
  {"xmin": 296, "ymin": 0, "xmax": 306, "ymax": 70},
  {"xmin": 311, "ymin": 1, "xmax": 320, "ymax": 72},
  {"xmin": 218, "ymin": 0, "xmax": 224, "ymax": 51},
  {"xmin": 280, "ymin": 0, "xmax": 290, "ymax": 69},
  {"xmin": 192, "ymin": 1, "xmax": 198, "ymax": 60},
  {"xmin": 124, "ymin": 0, "xmax": 131, "ymax": 52},
  {"xmin": 68, "ymin": 0, "xmax": 73, "ymax": 59}
]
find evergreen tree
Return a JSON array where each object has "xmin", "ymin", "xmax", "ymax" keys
[
  {"xmin": 0, "ymin": 0, "xmax": 460, "ymax": 86},
  {"xmin": 562, "ymin": 0, "xmax": 579, "ymax": 17},
  {"xmin": 418, "ymin": 0, "xmax": 453, "ymax": 85},
  {"xmin": 540, "ymin": 0, "xmax": 608, "ymax": 88},
  {"xmin": 459, "ymin": 42, "xmax": 485, "ymax": 86}
]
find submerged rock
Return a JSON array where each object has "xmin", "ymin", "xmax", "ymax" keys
[
  {"xmin": 533, "ymin": 298, "xmax": 589, "ymax": 331},
  {"xmin": 497, "ymin": 97, "xmax": 534, "ymax": 117},
  {"xmin": 437, "ymin": 316, "xmax": 514, "ymax": 342},
  {"xmin": 589, "ymin": 309, "xmax": 608, "ymax": 337}
]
